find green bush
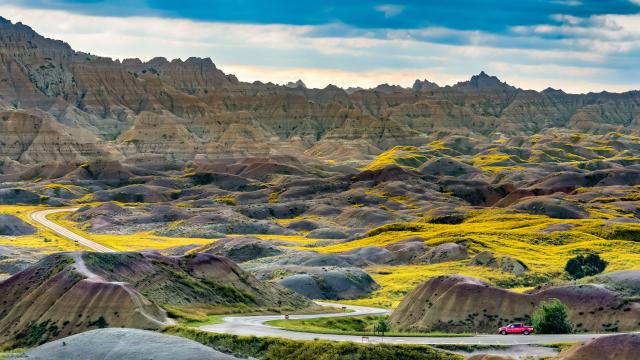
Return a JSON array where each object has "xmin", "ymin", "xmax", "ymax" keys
[
  {"xmin": 88, "ymin": 316, "xmax": 109, "ymax": 329},
  {"xmin": 564, "ymin": 254, "xmax": 607, "ymax": 279},
  {"xmin": 532, "ymin": 299, "xmax": 573, "ymax": 334},
  {"xmin": 264, "ymin": 341, "xmax": 458, "ymax": 360},
  {"xmin": 375, "ymin": 318, "xmax": 391, "ymax": 336}
]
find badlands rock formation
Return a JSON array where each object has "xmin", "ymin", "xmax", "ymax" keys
[
  {"xmin": 1, "ymin": 17, "xmax": 640, "ymax": 170},
  {"xmin": 557, "ymin": 334, "xmax": 640, "ymax": 360},
  {"xmin": 0, "ymin": 214, "xmax": 36, "ymax": 235},
  {"xmin": 390, "ymin": 275, "xmax": 640, "ymax": 333},
  {"xmin": 0, "ymin": 251, "xmax": 308, "ymax": 347}
]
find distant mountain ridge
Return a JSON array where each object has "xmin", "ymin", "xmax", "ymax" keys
[{"xmin": 0, "ymin": 16, "xmax": 639, "ymax": 170}]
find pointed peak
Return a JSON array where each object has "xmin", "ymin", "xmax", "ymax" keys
[
  {"xmin": 285, "ymin": 79, "xmax": 307, "ymax": 89},
  {"xmin": 373, "ymin": 83, "xmax": 406, "ymax": 93},
  {"xmin": 471, "ymin": 71, "xmax": 495, "ymax": 81},
  {"xmin": 412, "ymin": 78, "xmax": 439, "ymax": 90},
  {"xmin": 454, "ymin": 72, "xmax": 516, "ymax": 91},
  {"xmin": 345, "ymin": 87, "xmax": 364, "ymax": 95},
  {"xmin": 0, "ymin": 16, "xmax": 74, "ymax": 55},
  {"xmin": 0, "ymin": 16, "xmax": 34, "ymax": 33},
  {"xmin": 542, "ymin": 87, "xmax": 565, "ymax": 94},
  {"xmin": 321, "ymin": 84, "xmax": 348, "ymax": 95}
]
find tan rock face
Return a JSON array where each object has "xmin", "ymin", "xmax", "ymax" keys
[
  {"xmin": 1, "ymin": 16, "xmax": 640, "ymax": 170},
  {"xmin": 390, "ymin": 275, "xmax": 640, "ymax": 333},
  {"xmin": 0, "ymin": 109, "xmax": 116, "ymax": 164}
]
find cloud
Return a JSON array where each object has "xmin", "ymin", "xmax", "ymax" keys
[
  {"xmin": 8, "ymin": 0, "xmax": 639, "ymax": 32},
  {"xmin": 374, "ymin": 4, "xmax": 405, "ymax": 18},
  {"xmin": 552, "ymin": 0, "xmax": 582, "ymax": 6},
  {"xmin": 513, "ymin": 12, "xmax": 640, "ymax": 53}
]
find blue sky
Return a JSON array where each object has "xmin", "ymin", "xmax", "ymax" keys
[{"xmin": 1, "ymin": 0, "xmax": 639, "ymax": 92}]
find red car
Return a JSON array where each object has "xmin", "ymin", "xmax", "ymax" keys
[{"xmin": 498, "ymin": 323, "xmax": 534, "ymax": 335}]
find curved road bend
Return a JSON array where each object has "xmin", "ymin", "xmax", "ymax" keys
[
  {"xmin": 201, "ymin": 303, "xmax": 637, "ymax": 345},
  {"xmin": 30, "ymin": 208, "xmax": 635, "ymax": 346},
  {"xmin": 30, "ymin": 208, "xmax": 115, "ymax": 252}
]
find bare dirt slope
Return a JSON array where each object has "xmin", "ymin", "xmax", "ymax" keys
[{"xmin": 557, "ymin": 334, "xmax": 640, "ymax": 360}]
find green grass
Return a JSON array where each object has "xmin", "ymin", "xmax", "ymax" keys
[
  {"xmin": 265, "ymin": 315, "xmax": 472, "ymax": 337},
  {"xmin": 184, "ymin": 314, "xmax": 225, "ymax": 327},
  {"xmin": 0, "ymin": 349, "xmax": 26, "ymax": 359},
  {"xmin": 543, "ymin": 342, "xmax": 578, "ymax": 352},
  {"xmin": 430, "ymin": 344, "xmax": 511, "ymax": 353},
  {"xmin": 162, "ymin": 326, "xmax": 463, "ymax": 360},
  {"xmin": 169, "ymin": 303, "xmax": 350, "ymax": 325}
]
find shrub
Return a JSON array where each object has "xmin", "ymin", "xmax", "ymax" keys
[
  {"xmin": 564, "ymin": 254, "xmax": 607, "ymax": 279},
  {"xmin": 215, "ymin": 194, "xmax": 236, "ymax": 206},
  {"xmin": 366, "ymin": 222, "xmax": 426, "ymax": 237},
  {"xmin": 532, "ymin": 299, "xmax": 573, "ymax": 334},
  {"xmin": 88, "ymin": 316, "xmax": 108, "ymax": 329},
  {"xmin": 375, "ymin": 318, "xmax": 391, "ymax": 336}
]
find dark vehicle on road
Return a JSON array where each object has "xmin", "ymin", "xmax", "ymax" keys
[{"xmin": 498, "ymin": 323, "xmax": 534, "ymax": 335}]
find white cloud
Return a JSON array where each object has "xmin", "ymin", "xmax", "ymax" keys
[
  {"xmin": 374, "ymin": 4, "xmax": 405, "ymax": 18},
  {"xmin": 0, "ymin": 5, "xmax": 316, "ymax": 59},
  {"xmin": 515, "ymin": 12, "xmax": 640, "ymax": 49},
  {"xmin": 552, "ymin": 0, "xmax": 582, "ymax": 6}
]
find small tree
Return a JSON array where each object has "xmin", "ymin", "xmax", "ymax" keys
[
  {"xmin": 565, "ymin": 254, "xmax": 607, "ymax": 279},
  {"xmin": 89, "ymin": 316, "xmax": 109, "ymax": 329},
  {"xmin": 375, "ymin": 318, "xmax": 391, "ymax": 337},
  {"xmin": 532, "ymin": 299, "xmax": 573, "ymax": 334}
]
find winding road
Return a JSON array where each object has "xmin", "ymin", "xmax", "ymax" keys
[
  {"xmin": 30, "ymin": 208, "xmax": 115, "ymax": 252},
  {"xmin": 30, "ymin": 208, "xmax": 634, "ymax": 348},
  {"xmin": 200, "ymin": 302, "xmax": 632, "ymax": 346}
]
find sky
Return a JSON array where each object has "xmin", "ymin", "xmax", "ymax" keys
[{"xmin": 1, "ymin": 0, "xmax": 639, "ymax": 92}]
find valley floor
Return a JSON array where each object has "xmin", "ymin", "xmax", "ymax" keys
[{"xmin": 5, "ymin": 204, "xmax": 640, "ymax": 308}]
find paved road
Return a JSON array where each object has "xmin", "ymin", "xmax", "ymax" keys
[
  {"xmin": 30, "ymin": 208, "xmax": 115, "ymax": 252},
  {"xmin": 201, "ymin": 303, "xmax": 636, "ymax": 346},
  {"xmin": 31, "ymin": 208, "xmax": 632, "ymax": 347}
]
